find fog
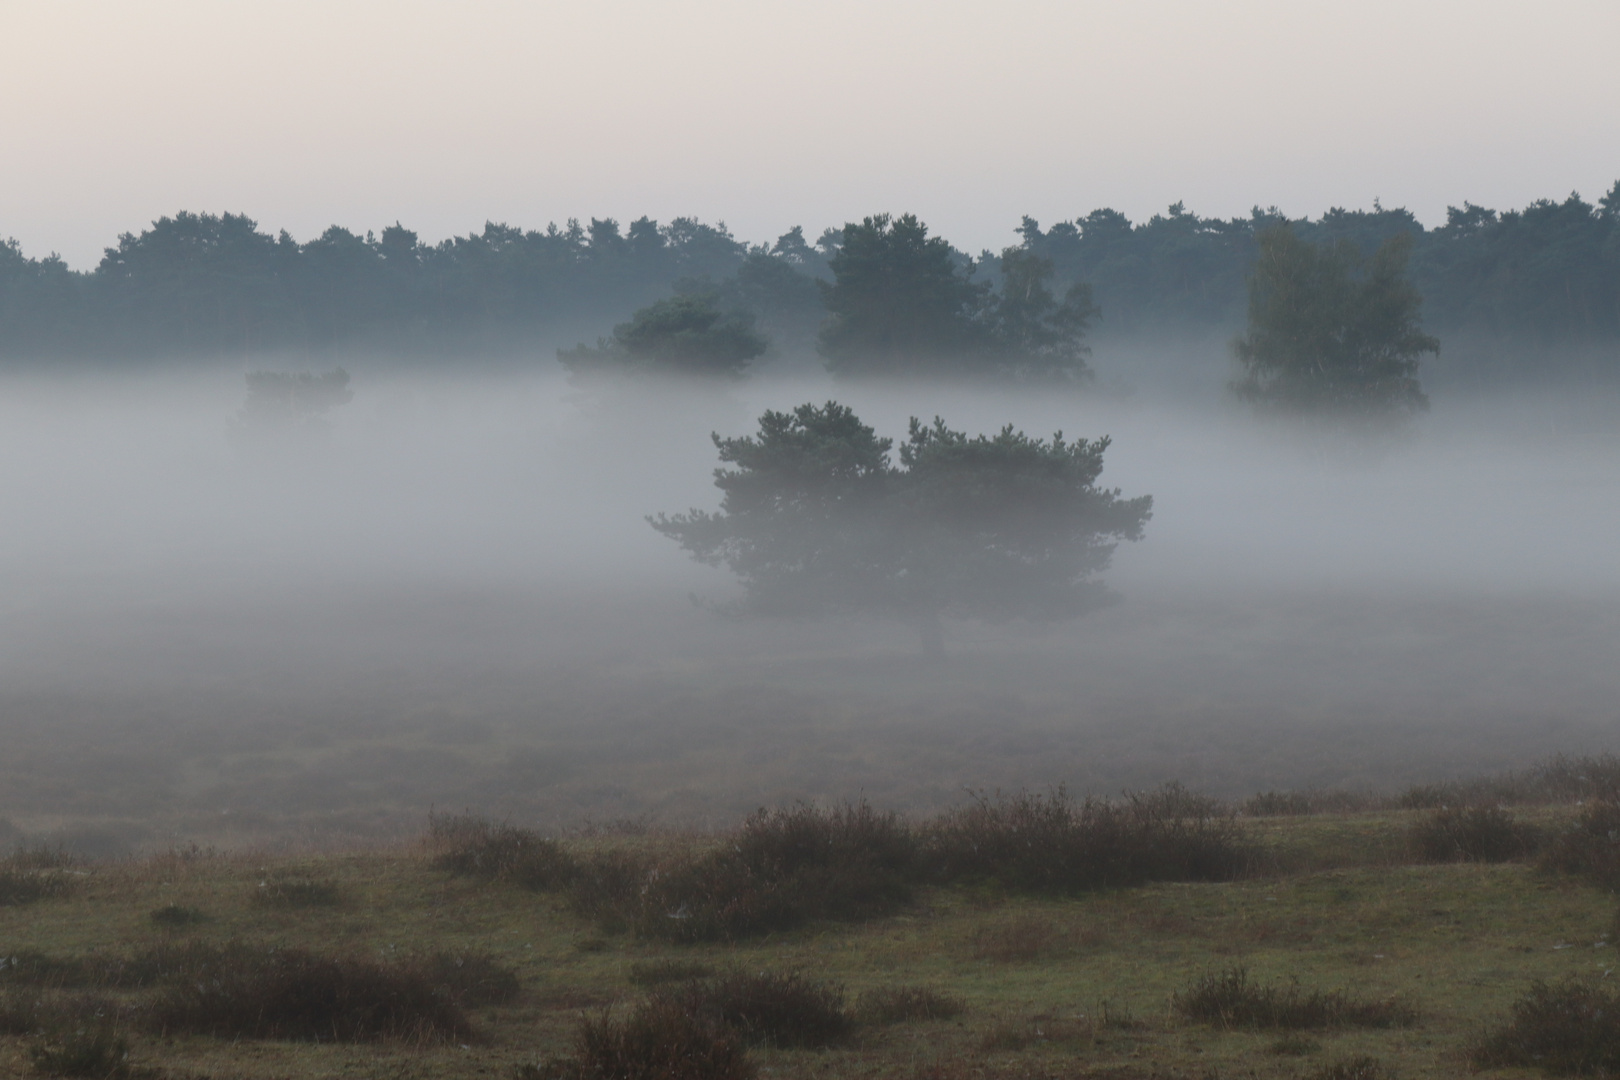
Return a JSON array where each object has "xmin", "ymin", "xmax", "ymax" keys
[{"xmin": 3, "ymin": 359, "xmax": 1618, "ymax": 852}]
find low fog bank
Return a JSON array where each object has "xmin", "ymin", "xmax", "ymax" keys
[{"xmin": 1, "ymin": 362, "xmax": 1617, "ymax": 851}]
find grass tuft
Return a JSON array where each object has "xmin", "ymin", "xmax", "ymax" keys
[
  {"xmin": 28, "ymin": 1022, "xmax": 144, "ymax": 1079},
  {"xmin": 1173, "ymin": 968, "xmax": 1416, "ymax": 1030},
  {"xmin": 1472, "ymin": 978, "xmax": 1620, "ymax": 1075},
  {"xmin": 252, "ymin": 877, "xmax": 341, "ymax": 908},
  {"xmin": 1539, "ymin": 798, "xmax": 1620, "ymax": 888},
  {"xmin": 147, "ymin": 904, "xmax": 207, "ymax": 928}
]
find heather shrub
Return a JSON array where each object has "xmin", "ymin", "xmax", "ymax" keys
[
  {"xmin": 923, "ymin": 785, "xmax": 1247, "ymax": 894},
  {"xmin": 147, "ymin": 945, "xmax": 472, "ymax": 1043},
  {"xmin": 539, "ymin": 996, "xmax": 755, "ymax": 1080},
  {"xmin": 671, "ymin": 969, "xmax": 853, "ymax": 1048},
  {"xmin": 429, "ymin": 813, "xmax": 579, "ymax": 891},
  {"xmin": 1173, "ymin": 968, "xmax": 1416, "ymax": 1030},
  {"xmin": 1539, "ymin": 798, "xmax": 1620, "ymax": 888},
  {"xmin": 1473, "ymin": 978, "xmax": 1620, "ymax": 1075},
  {"xmin": 1410, "ymin": 805, "xmax": 1540, "ymax": 863}
]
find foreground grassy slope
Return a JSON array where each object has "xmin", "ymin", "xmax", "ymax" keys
[{"xmin": 0, "ymin": 796, "xmax": 1615, "ymax": 1080}]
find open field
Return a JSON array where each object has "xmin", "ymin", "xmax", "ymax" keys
[{"xmin": 2, "ymin": 783, "xmax": 1617, "ymax": 1079}]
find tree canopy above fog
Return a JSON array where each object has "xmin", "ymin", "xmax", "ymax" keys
[
  {"xmin": 650, "ymin": 402, "xmax": 1151, "ymax": 644},
  {"xmin": 2, "ymin": 183, "xmax": 1618, "ymax": 381}
]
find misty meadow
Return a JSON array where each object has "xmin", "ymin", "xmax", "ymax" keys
[{"xmin": 3, "ymin": 188, "xmax": 1620, "ymax": 1080}]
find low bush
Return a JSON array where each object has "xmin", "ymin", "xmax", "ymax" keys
[
  {"xmin": 1539, "ymin": 798, "xmax": 1620, "ymax": 888},
  {"xmin": 924, "ymin": 785, "xmax": 1248, "ymax": 894},
  {"xmin": 0, "ymin": 950, "xmax": 90, "ymax": 989},
  {"xmin": 1410, "ymin": 805, "xmax": 1540, "ymax": 863},
  {"xmin": 537, "ymin": 996, "xmax": 756, "ymax": 1080},
  {"xmin": 1173, "ymin": 968, "xmax": 1416, "ymax": 1030},
  {"xmin": 0, "ymin": 990, "xmax": 122, "ymax": 1037},
  {"xmin": 28, "ymin": 1023, "xmax": 144, "ymax": 1079},
  {"xmin": 1472, "ymin": 978, "xmax": 1620, "ymax": 1075},
  {"xmin": 671, "ymin": 969, "xmax": 853, "ymax": 1048},
  {"xmin": 853, "ymin": 986, "xmax": 964, "ymax": 1025},
  {"xmin": 631, "ymin": 802, "xmax": 916, "ymax": 943},
  {"xmin": 252, "ymin": 877, "xmax": 341, "ymax": 908},
  {"xmin": 147, "ymin": 944, "xmax": 472, "ymax": 1043},
  {"xmin": 148, "ymin": 904, "xmax": 207, "ymax": 928},
  {"xmin": 429, "ymin": 813, "xmax": 579, "ymax": 891},
  {"xmin": 0, "ymin": 848, "xmax": 79, "ymax": 907}
]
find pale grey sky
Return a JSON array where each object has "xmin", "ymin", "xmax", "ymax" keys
[{"xmin": 3, "ymin": 0, "xmax": 1617, "ymax": 267}]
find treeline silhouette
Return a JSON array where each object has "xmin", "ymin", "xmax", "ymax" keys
[{"xmin": 2, "ymin": 183, "xmax": 1617, "ymax": 371}]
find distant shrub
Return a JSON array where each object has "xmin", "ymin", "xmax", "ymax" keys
[
  {"xmin": 1410, "ymin": 805, "xmax": 1541, "ymax": 863},
  {"xmin": 1473, "ymin": 978, "xmax": 1620, "ymax": 1075},
  {"xmin": 148, "ymin": 904, "xmax": 208, "ymax": 927},
  {"xmin": 1399, "ymin": 754, "xmax": 1620, "ymax": 811},
  {"xmin": 252, "ymin": 877, "xmax": 341, "ymax": 908},
  {"xmin": 969, "ymin": 916, "xmax": 1057, "ymax": 963},
  {"xmin": 671, "ymin": 969, "xmax": 853, "ymax": 1048},
  {"xmin": 853, "ymin": 986, "xmax": 964, "ymax": 1025},
  {"xmin": 924, "ymin": 785, "xmax": 1248, "ymax": 894},
  {"xmin": 1539, "ymin": 798, "xmax": 1620, "ymax": 888},
  {"xmin": 417, "ymin": 951, "xmax": 522, "ymax": 1007},
  {"xmin": 429, "ymin": 813, "xmax": 579, "ymax": 891},
  {"xmin": 148, "ymin": 945, "xmax": 472, "ymax": 1043},
  {"xmin": 632, "ymin": 802, "xmax": 916, "ymax": 942},
  {"xmin": 1173, "ymin": 968, "xmax": 1416, "ymax": 1030},
  {"xmin": 537, "ymin": 996, "xmax": 755, "ymax": 1080},
  {"xmin": 629, "ymin": 960, "xmax": 716, "ymax": 987}
]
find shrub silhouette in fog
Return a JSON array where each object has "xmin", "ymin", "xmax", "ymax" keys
[
  {"xmin": 559, "ymin": 294, "xmax": 768, "ymax": 379},
  {"xmin": 226, "ymin": 368, "xmax": 353, "ymax": 451},
  {"xmin": 650, "ymin": 402, "xmax": 1150, "ymax": 649}
]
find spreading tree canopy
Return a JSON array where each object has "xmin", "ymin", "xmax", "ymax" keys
[
  {"xmin": 649, "ymin": 402, "xmax": 1151, "ymax": 643},
  {"xmin": 1232, "ymin": 226, "xmax": 1438, "ymax": 415}
]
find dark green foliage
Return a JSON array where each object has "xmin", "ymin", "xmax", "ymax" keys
[
  {"xmin": 1410, "ymin": 805, "xmax": 1540, "ymax": 863},
  {"xmin": 818, "ymin": 214, "xmax": 990, "ymax": 377},
  {"xmin": 146, "ymin": 904, "xmax": 206, "ymax": 928},
  {"xmin": 252, "ymin": 877, "xmax": 341, "ymax": 908},
  {"xmin": 540, "ymin": 996, "xmax": 756, "ymax": 1080},
  {"xmin": 669, "ymin": 970, "xmax": 853, "ymax": 1048},
  {"xmin": 147, "ymin": 945, "xmax": 472, "ymax": 1043},
  {"xmin": 853, "ymin": 986, "xmax": 965, "ymax": 1025},
  {"xmin": 650, "ymin": 403, "xmax": 1150, "ymax": 628},
  {"xmin": 1173, "ymin": 968, "xmax": 1416, "ymax": 1030},
  {"xmin": 1539, "ymin": 797, "xmax": 1620, "ymax": 888},
  {"xmin": 1232, "ymin": 227, "xmax": 1436, "ymax": 415},
  {"xmin": 559, "ymin": 294, "xmax": 767, "ymax": 379},
  {"xmin": 1473, "ymin": 978, "xmax": 1620, "ymax": 1075},
  {"xmin": 923, "ymin": 785, "xmax": 1247, "ymax": 894},
  {"xmin": 988, "ymin": 247, "xmax": 1098, "ymax": 381}
]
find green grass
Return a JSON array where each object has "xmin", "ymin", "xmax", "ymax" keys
[{"xmin": 0, "ymin": 803, "xmax": 1611, "ymax": 1079}]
